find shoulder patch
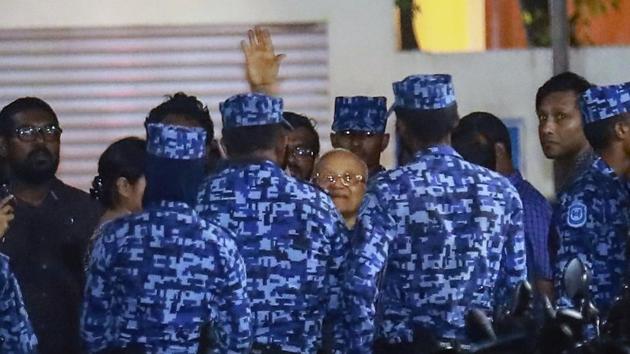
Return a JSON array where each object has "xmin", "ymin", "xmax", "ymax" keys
[{"xmin": 567, "ymin": 202, "xmax": 587, "ymax": 228}]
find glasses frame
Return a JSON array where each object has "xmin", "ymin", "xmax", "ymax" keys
[
  {"xmin": 314, "ymin": 172, "xmax": 365, "ymax": 187},
  {"xmin": 291, "ymin": 146, "xmax": 316, "ymax": 159},
  {"xmin": 13, "ymin": 125, "xmax": 63, "ymax": 142}
]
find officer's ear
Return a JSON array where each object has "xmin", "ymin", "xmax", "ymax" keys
[
  {"xmin": 614, "ymin": 116, "xmax": 630, "ymax": 140},
  {"xmin": 396, "ymin": 118, "xmax": 408, "ymax": 144},
  {"xmin": 380, "ymin": 133, "xmax": 390, "ymax": 153},
  {"xmin": 330, "ymin": 133, "xmax": 339, "ymax": 148}
]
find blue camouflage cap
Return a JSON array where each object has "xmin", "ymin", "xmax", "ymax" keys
[
  {"xmin": 332, "ymin": 96, "xmax": 388, "ymax": 133},
  {"xmin": 391, "ymin": 74, "xmax": 456, "ymax": 112},
  {"xmin": 580, "ymin": 83, "xmax": 630, "ymax": 124},
  {"xmin": 220, "ymin": 93, "xmax": 291, "ymax": 129},
  {"xmin": 146, "ymin": 123, "xmax": 207, "ymax": 160}
]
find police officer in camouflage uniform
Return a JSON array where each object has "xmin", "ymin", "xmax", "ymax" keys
[
  {"xmin": 330, "ymin": 96, "xmax": 390, "ymax": 179},
  {"xmin": 554, "ymin": 82, "xmax": 630, "ymax": 316},
  {"xmin": 82, "ymin": 105, "xmax": 251, "ymax": 352},
  {"xmin": 196, "ymin": 93, "xmax": 347, "ymax": 354},
  {"xmin": 0, "ymin": 252, "xmax": 37, "ymax": 353},
  {"xmin": 345, "ymin": 74, "xmax": 527, "ymax": 353}
]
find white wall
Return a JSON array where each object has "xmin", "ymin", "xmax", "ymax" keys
[{"xmin": 2, "ymin": 0, "xmax": 630, "ymax": 196}]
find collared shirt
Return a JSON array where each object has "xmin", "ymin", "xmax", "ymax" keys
[
  {"xmin": 368, "ymin": 165, "xmax": 387, "ymax": 181},
  {"xmin": 347, "ymin": 145, "xmax": 526, "ymax": 353},
  {"xmin": 82, "ymin": 200, "xmax": 251, "ymax": 354},
  {"xmin": 554, "ymin": 157, "xmax": 630, "ymax": 315},
  {"xmin": 507, "ymin": 171, "xmax": 553, "ymax": 280},
  {"xmin": 0, "ymin": 178, "xmax": 102, "ymax": 354},
  {"xmin": 0, "ymin": 252, "xmax": 37, "ymax": 353},
  {"xmin": 196, "ymin": 160, "xmax": 347, "ymax": 354}
]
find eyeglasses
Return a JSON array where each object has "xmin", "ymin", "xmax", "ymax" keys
[
  {"xmin": 337, "ymin": 130, "xmax": 377, "ymax": 137},
  {"xmin": 314, "ymin": 172, "xmax": 365, "ymax": 187},
  {"xmin": 14, "ymin": 125, "xmax": 62, "ymax": 142},
  {"xmin": 291, "ymin": 146, "xmax": 316, "ymax": 159}
]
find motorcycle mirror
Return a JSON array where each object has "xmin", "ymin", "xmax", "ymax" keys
[
  {"xmin": 564, "ymin": 258, "xmax": 590, "ymax": 301},
  {"xmin": 542, "ymin": 295, "xmax": 557, "ymax": 320},
  {"xmin": 511, "ymin": 280, "xmax": 534, "ymax": 317},
  {"xmin": 465, "ymin": 308, "xmax": 497, "ymax": 343}
]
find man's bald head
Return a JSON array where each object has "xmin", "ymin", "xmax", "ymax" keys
[{"xmin": 314, "ymin": 148, "xmax": 368, "ymax": 179}]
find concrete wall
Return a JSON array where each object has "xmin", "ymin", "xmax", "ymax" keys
[{"xmin": 2, "ymin": 0, "xmax": 630, "ymax": 196}]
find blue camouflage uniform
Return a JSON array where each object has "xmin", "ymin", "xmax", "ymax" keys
[
  {"xmin": 333, "ymin": 96, "xmax": 389, "ymax": 178},
  {"xmin": 196, "ymin": 93, "xmax": 348, "ymax": 353},
  {"xmin": 554, "ymin": 83, "xmax": 630, "ymax": 315},
  {"xmin": 82, "ymin": 123, "xmax": 251, "ymax": 354},
  {"xmin": 0, "ymin": 252, "xmax": 37, "ymax": 353},
  {"xmin": 346, "ymin": 74, "xmax": 527, "ymax": 353}
]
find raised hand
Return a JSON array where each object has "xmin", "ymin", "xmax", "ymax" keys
[{"xmin": 241, "ymin": 26, "xmax": 286, "ymax": 95}]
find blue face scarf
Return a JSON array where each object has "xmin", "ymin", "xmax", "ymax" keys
[{"xmin": 142, "ymin": 123, "xmax": 207, "ymax": 207}]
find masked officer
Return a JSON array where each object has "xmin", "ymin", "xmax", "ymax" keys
[
  {"xmin": 554, "ymin": 82, "xmax": 630, "ymax": 315},
  {"xmin": 330, "ymin": 96, "xmax": 390, "ymax": 179},
  {"xmin": 346, "ymin": 74, "xmax": 527, "ymax": 354},
  {"xmin": 82, "ymin": 97, "xmax": 251, "ymax": 354},
  {"xmin": 196, "ymin": 93, "xmax": 347, "ymax": 353}
]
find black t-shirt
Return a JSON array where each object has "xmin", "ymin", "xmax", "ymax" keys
[{"xmin": 0, "ymin": 178, "xmax": 102, "ymax": 354}]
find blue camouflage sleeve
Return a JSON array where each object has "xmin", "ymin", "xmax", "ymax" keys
[
  {"xmin": 553, "ymin": 193, "xmax": 595, "ymax": 308},
  {"xmin": 321, "ymin": 204, "xmax": 350, "ymax": 353},
  {"xmin": 81, "ymin": 227, "xmax": 116, "ymax": 353},
  {"xmin": 211, "ymin": 232, "xmax": 252, "ymax": 354},
  {"xmin": 345, "ymin": 183, "xmax": 397, "ymax": 354},
  {"xmin": 495, "ymin": 190, "xmax": 528, "ymax": 308},
  {"xmin": 0, "ymin": 257, "xmax": 38, "ymax": 353}
]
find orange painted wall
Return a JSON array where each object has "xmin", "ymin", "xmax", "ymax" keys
[
  {"xmin": 485, "ymin": 0, "xmax": 630, "ymax": 49},
  {"xmin": 573, "ymin": 0, "xmax": 630, "ymax": 45},
  {"xmin": 485, "ymin": 0, "xmax": 528, "ymax": 49}
]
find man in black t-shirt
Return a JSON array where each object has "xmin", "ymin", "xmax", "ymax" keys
[{"xmin": 0, "ymin": 97, "xmax": 102, "ymax": 354}]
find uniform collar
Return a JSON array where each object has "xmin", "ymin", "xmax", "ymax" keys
[
  {"xmin": 368, "ymin": 165, "xmax": 386, "ymax": 179},
  {"xmin": 226, "ymin": 158, "xmax": 284, "ymax": 173},
  {"xmin": 593, "ymin": 156, "xmax": 618, "ymax": 179},
  {"xmin": 592, "ymin": 156, "xmax": 630, "ymax": 195},
  {"xmin": 412, "ymin": 144, "xmax": 460, "ymax": 161},
  {"xmin": 146, "ymin": 200, "xmax": 193, "ymax": 211}
]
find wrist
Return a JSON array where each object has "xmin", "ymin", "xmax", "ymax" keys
[{"xmin": 250, "ymin": 83, "xmax": 278, "ymax": 95}]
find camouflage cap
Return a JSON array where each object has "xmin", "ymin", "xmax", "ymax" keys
[
  {"xmin": 220, "ymin": 93, "xmax": 291, "ymax": 130},
  {"xmin": 580, "ymin": 83, "xmax": 630, "ymax": 124},
  {"xmin": 391, "ymin": 74, "xmax": 456, "ymax": 112},
  {"xmin": 332, "ymin": 96, "xmax": 388, "ymax": 133},
  {"xmin": 146, "ymin": 123, "xmax": 207, "ymax": 160}
]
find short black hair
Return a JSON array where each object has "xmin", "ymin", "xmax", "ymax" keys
[
  {"xmin": 145, "ymin": 92, "xmax": 214, "ymax": 141},
  {"xmin": 456, "ymin": 112, "xmax": 512, "ymax": 159},
  {"xmin": 283, "ymin": 111, "xmax": 320, "ymax": 156},
  {"xmin": 222, "ymin": 124, "xmax": 285, "ymax": 157},
  {"xmin": 535, "ymin": 72, "xmax": 592, "ymax": 110},
  {"xmin": 395, "ymin": 104, "xmax": 459, "ymax": 145},
  {"xmin": 583, "ymin": 113, "xmax": 630, "ymax": 152},
  {"xmin": 90, "ymin": 137, "xmax": 146, "ymax": 209},
  {"xmin": 0, "ymin": 97, "xmax": 59, "ymax": 137}
]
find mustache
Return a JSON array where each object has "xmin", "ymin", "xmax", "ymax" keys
[{"xmin": 26, "ymin": 147, "xmax": 54, "ymax": 161}]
